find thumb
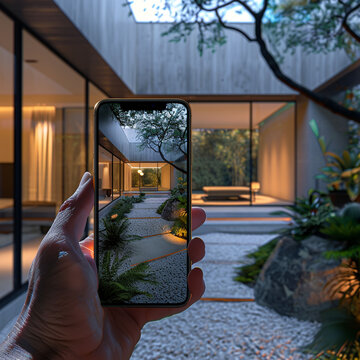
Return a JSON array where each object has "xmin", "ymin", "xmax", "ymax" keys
[{"xmin": 49, "ymin": 172, "xmax": 94, "ymax": 243}]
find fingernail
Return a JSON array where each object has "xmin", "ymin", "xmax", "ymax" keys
[
  {"xmin": 80, "ymin": 172, "xmax": 92, "ymax": 187},
  {"xmin": 59, "ymin": 173, "xmax": 92, "ymax": 212}
]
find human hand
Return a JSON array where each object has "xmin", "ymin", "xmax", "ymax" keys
[{"xmin": 1, "ymin": 172, "xmax": 206, "ymax": 360}]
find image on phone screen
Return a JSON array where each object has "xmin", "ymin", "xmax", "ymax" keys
[{"xmin": 95, "ymin": 100, "xmax": 190, "ymax": 306}]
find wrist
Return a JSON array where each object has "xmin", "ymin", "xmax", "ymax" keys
[
  {"xmin": 0, "ymin": 329, "xmax": 32, "ymax": 360},
  {"xmin": 1, "ymin": 313, "xmax": 60, "ymax": 360}
]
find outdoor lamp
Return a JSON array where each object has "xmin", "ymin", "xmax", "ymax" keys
[
  {"xmin": 137, "ymin": 169, "xmax": 142, "ymax": 173},
  {"xmin": 251, "ymin": 182, "xmax": 260, "ymax": 202},
  {"xmin": 251, "ymin": 182, "xmax": 260, "ymax": 192}
]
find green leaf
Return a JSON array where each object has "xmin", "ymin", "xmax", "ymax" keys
[{"xmin": 309, "ymin": 119, "xmax": 319, "ymax": 137}]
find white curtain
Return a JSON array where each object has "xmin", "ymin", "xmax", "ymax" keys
[{"xmin": 28, "ymin": 107, "xmax": 55, "ymax": 202}]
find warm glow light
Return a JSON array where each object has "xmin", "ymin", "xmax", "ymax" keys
[
  {"xmin": 0, "ymin": 105, "xmax": 55, "ymax": 112},
  {"xmin": 137, "ymin": 169, "xmax": 142, "ymax": 173},
  {"xmin": 101, "ymin": 164, "xmax": 110, "ymax": 188},
  {"xmin": 28, "ymin": 107, "xmax": 56, "ymax": 202},
  {"xmin": 111, "ymin": 214, "xmax": 118, "ymax": 220},
  {"xmin": 251, "ymin": 182, "xmax": 261, "ymax": 192}
]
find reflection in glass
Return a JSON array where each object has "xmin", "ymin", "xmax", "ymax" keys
[
  {"xmin": 22, "ymin": 30, "xmax": 85, "ymax": 282},
  {"xmin": 0, "ymin": 10, "xmax": 14, "ymax": 297},
  {"xmin": 99, "ymin": 146, "xmax": 113, "ymax": 209}
]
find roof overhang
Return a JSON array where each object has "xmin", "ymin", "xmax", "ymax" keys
[{"xmin": 0, "ymin": 0, "xmax": 133, "ymax": 97}]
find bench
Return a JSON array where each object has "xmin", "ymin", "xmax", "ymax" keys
[{"xmin": 203, "ymin": 185, "xmax": 259, "ymax": 201}]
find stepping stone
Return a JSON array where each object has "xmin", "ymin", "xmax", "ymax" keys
[
  {"xmin": 128, "ymin": 233, "xmax": 186, "ymax": 265},
  {"xmin": 127, "ymin": 217, "xmax": 173, "ymax": 237}
]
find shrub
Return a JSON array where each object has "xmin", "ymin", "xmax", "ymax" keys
[
  {"xmin": 341, "ymin": 202, "xmax": 360, "ymax": 222},
  {"xmin": 234, "ymin": 237, "xmax": 278, "ymax": 286},
  {"xmin": 272, "ymin": 189, "xmax": 335, "ymax": 241},
  {"xmin": 157, "ymin": 199, "xmax": 169, "ymax": 214},
  {"xmin": 171, "ymin": 207, "xmax": 187, "ymax": 238},
  {"xmin": 98, "ymin": 250, "xmax": 157, "ymax": 304}
]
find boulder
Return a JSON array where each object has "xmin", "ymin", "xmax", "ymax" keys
[
  {"xmin": 161, "ymin": 199, "xmax": 180, "ymax": 221},
  {"xmin": 254, "ymin": 235, "xmax": 344, "ymax": 321}
]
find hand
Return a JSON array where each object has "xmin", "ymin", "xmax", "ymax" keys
[{"xmin": 1, "ymin": 173, "xmax": 206, "ymax": 360}]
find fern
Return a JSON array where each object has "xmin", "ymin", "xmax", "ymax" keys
[
  {"xmin": 99, "ymin": 251, "xmax": 157, "ymax": 304},
  {"xmin": 100, "ymin": 216, "xmax": 141, "ymax": 252},
  {"xmin": 321, "ymin": 217, "xmax": 360, "ymax": 245}
]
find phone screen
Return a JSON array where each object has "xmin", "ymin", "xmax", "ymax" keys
[{"xmin": 94, "ymin": 100, "xmax": 191, "ymax": 306}]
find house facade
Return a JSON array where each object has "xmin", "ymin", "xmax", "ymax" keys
[{"xmin": 0, "ymin": 0, "xmax": 357, "ymax": 315}]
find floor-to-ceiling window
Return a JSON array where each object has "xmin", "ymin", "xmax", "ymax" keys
[
  {"xmin": 128, "ymin": 162, "xmax": 170, "ymax": 192},
  {"xmin": 22, "ymin": 30, "xmax": 86, "ymax": 282},
  {"xmin": 0, "ymin": 8, "xmax": 111, "ymax": 306},
  {"xmin": 0, "ymin": 11, "xmax": 14, "ymax": 298},
  {"xmin": 191, "ymin": 102, "xmax": 296, "ymax": 206}
]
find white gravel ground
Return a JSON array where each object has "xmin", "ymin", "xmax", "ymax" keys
[{"xmin": 130, "ymin": 232, "xmax": 320, "ymax": 360}]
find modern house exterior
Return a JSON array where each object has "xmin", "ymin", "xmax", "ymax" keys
[{"xmin": 0, "ymin": 0, "xmax": 358, "ymax": 318}]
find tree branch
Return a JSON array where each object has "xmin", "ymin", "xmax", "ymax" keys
[
  {"xmin": 342, "ymin": 3, "xmax": 360, "ymax": 43},
  {"xmin": 158, "ymin": 147, "xmax": 187, "ymax": 174},
  {"xmin": 215, "ymin": 9, "xmax": 256, "ymax": 42},
  {"xmin": 252, "ymin": 7, "xmax": 360, "ymax": 122}
]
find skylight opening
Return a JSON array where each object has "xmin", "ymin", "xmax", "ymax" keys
[{"xmin": 130, "ymin": 0, "xmax": 260, "ymax": 23}]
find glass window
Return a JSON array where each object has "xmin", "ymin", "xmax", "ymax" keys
[
  {"xmin": 0, "ymin": 10, "xmax": 14, "ymax": 297},
  {"xmin": 191, "ymin": 103, "xmax": 251, "ymax": 205},
  {"xmin": 98, "ymin": 146, "xmax": 113, "ymax": 209},
  {"xmin": 22, "ymin": 30, "xmax": 86, "ymax": 282},
  {"xmin": 89, "ymin": 82, "xmax": 107, "ymax": 175},
  {"xmin": 113, "ymin": 156, "xmax": 121, "ymax": 199}
]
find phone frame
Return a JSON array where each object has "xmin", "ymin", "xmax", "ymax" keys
[{"xmin": 94, "ymin": 98, "xmax": 192, "ymax": 307}]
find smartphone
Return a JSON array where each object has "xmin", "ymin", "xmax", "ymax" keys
[{"xmin": 94, "ymin": 99, "xmax": 191, "ymax": 306}]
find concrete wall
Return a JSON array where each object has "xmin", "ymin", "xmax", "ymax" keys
[
  {"xmin": 135, "ymin": 23, "xmax": 352, "ymax": 95},
  {"xmin": 160, "ymin": 164, "xmax": 171, "ymax": 190},
  {"xmin": 54, "ymin": 0, "xmax": 353, "ymax": 95},
  {"xmin": 296, "ymin": 98, "xmax": 349, "ymax": 197},
  {"xmin": 54, "ymin": 0, "xmax": 137, "ymax": 92},
  {"xmin": 258, "ymin": 104, "xmax": 295, "ymax": 202}
]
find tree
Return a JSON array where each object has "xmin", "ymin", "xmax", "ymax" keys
[
  {"xmin": 130, "ymin": 0, "xmax": 360, "ymax": 122},
  {"xmin": 110, "ymin": 103, "xmax": 188, "ymax": 174}
]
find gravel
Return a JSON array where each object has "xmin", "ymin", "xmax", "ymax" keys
[
  {"xmin": 132, "ymin": 251, "xmax": 188, "ymax": 304},
  {"xmin": 130, "ymin": 232, "xmax": 320, "ymax": 359}
]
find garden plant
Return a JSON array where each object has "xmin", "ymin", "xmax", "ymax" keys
[{"xmin": 98, "ymin": 194, "xmax": 158, "ymax": 303}]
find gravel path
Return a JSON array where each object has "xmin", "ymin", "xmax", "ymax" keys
[{"xmin": 131, "ymin": 232, "xmax": 320, "ymax": 359}]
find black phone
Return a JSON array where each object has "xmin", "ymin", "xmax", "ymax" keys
[{"xmin": 94, "ymin": 99, "xmax": 191, "ymax": 306}]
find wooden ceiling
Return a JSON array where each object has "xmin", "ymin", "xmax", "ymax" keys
[{"xmin": 0, "ymin": 0, "xmax": 133, "ymax": 97}]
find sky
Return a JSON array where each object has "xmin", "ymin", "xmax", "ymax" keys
[{"xmin": 130, "ymin": 0, "xmax": 261, "ymax": 23}]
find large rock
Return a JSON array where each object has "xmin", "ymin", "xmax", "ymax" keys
[
  {"xmin": 254, "ymin": 236, "xmax": 343, "ymax": 321},
  {"xmin": 161, "ymin": 199, "xmax": 180, "ymax": 221}
]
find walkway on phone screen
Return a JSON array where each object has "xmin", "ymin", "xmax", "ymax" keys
[
  {"xmin": 131, "ymin": 232, "xmax": 320, "ymax": 360},
  {"xmin": 125, "ymin": 196, "xmax": 188, "ymax": 303}
]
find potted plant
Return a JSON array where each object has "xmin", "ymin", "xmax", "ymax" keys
[{"xmin": 310, "ymin": 119, "xmax": 360, "ymax": 208}]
